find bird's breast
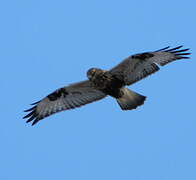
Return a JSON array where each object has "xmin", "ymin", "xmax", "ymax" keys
[{"xmin": 90, "ymin": 72, "xmax": 124, "ymax": 98}]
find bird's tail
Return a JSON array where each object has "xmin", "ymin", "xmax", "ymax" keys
[{"xmin": 116, "ymin": 88, "xmax": 146, "ymax": 110}]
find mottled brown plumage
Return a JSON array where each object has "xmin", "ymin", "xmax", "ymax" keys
[
  {"xmin": 87, "ymin": 68, "xmax": 124, "ymax": 98},
  {"xmin": 23, "ymin": 46, "xmax": 190, "ymax": 125}
]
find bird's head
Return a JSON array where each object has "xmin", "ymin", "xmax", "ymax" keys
[{"xmin": 87, "ymin": 68, "xmax": 104, "ymax": 80}]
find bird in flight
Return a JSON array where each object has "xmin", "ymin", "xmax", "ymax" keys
[{"xmin": 23, "ymin": 46, "xmax": 190, "ymax": 125}]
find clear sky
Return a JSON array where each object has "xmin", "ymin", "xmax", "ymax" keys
[{"xmin": 1, "ymin": 0, "xmax": 196, "ymax": 179}]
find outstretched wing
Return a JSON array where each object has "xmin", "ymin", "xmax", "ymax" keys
[
  {"xmin": 110, "ymin": 46, "xmax": 190, "ymax": 85},
  {"xmin": 23, "ymin": 80, "xmax": 106, "ymax": 125}
]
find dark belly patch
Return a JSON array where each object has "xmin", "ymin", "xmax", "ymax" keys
[{"xmin": 92, "ymin": 73, "xmax": 124, "ymax": 98}]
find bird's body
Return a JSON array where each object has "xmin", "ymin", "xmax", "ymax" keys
[
  {"xmin": 23, "ymin": 46, "xmax": 191, "ymax": 125},
  {"xmin": 87, "ymin": 68, "xmax": 124, "ymax": 98}
]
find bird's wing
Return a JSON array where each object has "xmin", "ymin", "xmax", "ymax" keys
[
  {"xmin": 23, "ymin": 80, "xmax": 106, "ymax": 125},
  {"xmin": 110, "ymin": 46, "xmax": 190, "ymax": 85}
]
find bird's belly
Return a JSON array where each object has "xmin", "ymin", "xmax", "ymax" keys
[
  {"xmin": 102, "ymin": 87, "xmax": 122, "ymax": 98},
  {"xmin": 91, "ymin": 75, "xmax": 123, "ymax": 98}
]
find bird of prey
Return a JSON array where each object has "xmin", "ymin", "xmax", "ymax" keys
[{"xmin": 23, "ymin": 46, "xmax": 190, "ymax": 125}]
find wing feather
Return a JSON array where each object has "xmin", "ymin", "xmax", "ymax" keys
[
  {"xmin": 110, "ymin": 46, "xmax": 190, "ymax": 85},
  {"xmin": 23, "ymin": 80, "xmax": 106, "ymax": 125}
]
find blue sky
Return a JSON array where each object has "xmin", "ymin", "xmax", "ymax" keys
[{"xmin": 1, "ymin": 0, "xmax": 196, "ymax": 179}]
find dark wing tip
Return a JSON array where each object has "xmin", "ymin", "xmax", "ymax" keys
[
  {"xmin": 31, "ymin": 117, "xmax": 43, "ymax": 126},
  {"xmin": 30, "ymin": 100, "xmax": 41, "ymax": 105},
  {"xmin": 24, "ymin": 106, "xmax": 36, "ymax": 112},
  {"xmin": 168, "ymin": 46, "xmax": 191, "ymax": 59},
  {"xmin": 164, "ymin": 45, "xmax": 183, "ymax": 52},
  {"xmin": 157, "ymin": 45, "xmax": 191, "ymax": 59},
  {"xmin": 23, "ymin": 103, "xmax": 41, "ymax": 126},
  {"xmin": 155, "ymin": 46, "xmax": 170, "ymax": 52}
]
